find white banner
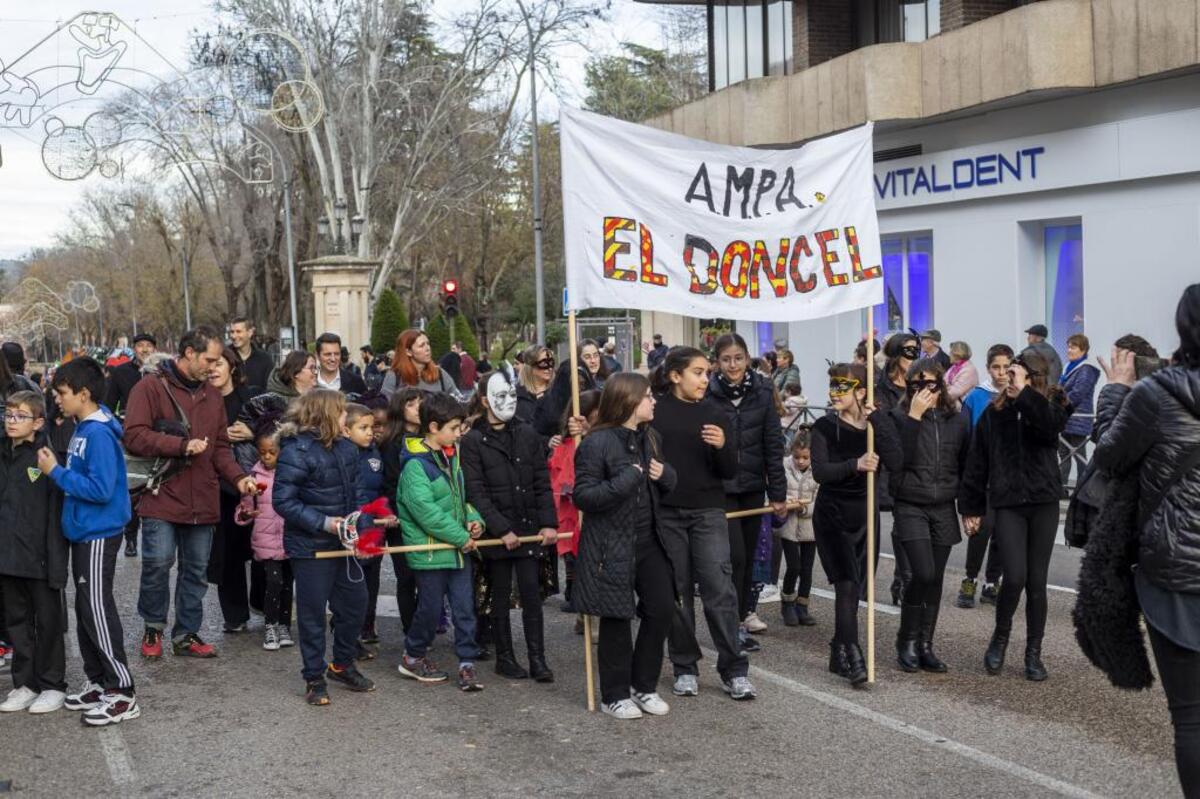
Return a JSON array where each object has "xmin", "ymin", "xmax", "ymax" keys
[{"xmin": 560, "ymin": 107, "xmax": 884, "ymax": 323}]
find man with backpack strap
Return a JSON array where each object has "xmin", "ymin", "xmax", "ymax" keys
[{"xmin": 123, "ymin": 326, "xmax": 258, "ymax": 660}]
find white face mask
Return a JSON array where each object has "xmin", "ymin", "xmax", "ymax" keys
[{"xmin": 487, "ymin": 373, "xmax": 518, "ymax": 423}]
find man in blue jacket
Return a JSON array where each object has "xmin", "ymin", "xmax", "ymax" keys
[{"xmin": 37, "ymin": 357, "xmax": 138, "ymax": 727}]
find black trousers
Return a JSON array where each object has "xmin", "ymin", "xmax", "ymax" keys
[
  {"xmin": 487, "ymin": 556, "xmax": 542, "ymax": 651},
  {"xmin": 780, "ymin": 540, "xmax": 816, "ymax": 598},
  {"xmin": 71, "ymin": 536, "xmax": 135, "ymax": 693},
  {"xmin": 964, "ymin": 508, "xmax": 1003, "ymax": 584},
  {"xmin": 1147, "ymin": 624, "xmax": 1200, "ymax": 798},
  {"xmin": 386, "ymin": 528, "xmax": 418, "ymax": 634},
  {"xmin": 597, "ymin": 535, "xmax": 675, "ymax": 704},
  {"xmin": 261, "ymin": 560, "xmax": 293, "ymax": 626},
  {"xmin": 0, "ymin": 575, "xmax": 66, "ymax": 692},
  {"xmin": 726, "ymin": 491, "xmax": 765, "ymax": 621},
  {"xmin": 362, "ymin": 558, "xmax": 382, "ymax": 629},
  {"xmin": 213, "ymin": 494, "xmax": 252, "ymax": 629},
  {"xmin": 993, "ymin": 503, "xmax": 1059, "ymax": 640},
  {"xmin": 122, "ymin": 516, "xmax": 139, "ymax": 549}
]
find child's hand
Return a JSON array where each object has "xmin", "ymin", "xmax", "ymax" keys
[
  {"xmin": 566, "ymin": 415, "xmax": 588, "ymax": 438},
  {"xmin": 700, "ymin": 424, "xmax": 725, "ymax": 449},
  {"xmin": 648, "ymin": 459, "xmax": 664, "ymax": 481},
  {"xmin": 467, "ymin": 521, "xmax": 484, "ymax": 538},
  {"xmin": 538, "ymin": 527, "xmax": 558, "ymax": 546},
  {"xmin": 462, "ymin": 538, "xmax": 478, "ymax": 553},
  {"xmin": 548, "ymin": 434, "xmax": 563, "ymax": 450},
  {"xmin": 501, "ymin": 531, "xmax": 520, "ymax": 550},
  {"xmin": 36, "ymin": 447, "xmax": 58, "ymax": 475}
]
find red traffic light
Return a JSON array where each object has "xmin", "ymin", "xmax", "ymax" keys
[{"xmin": 443, "ymin": 279, "xmax": 458, "ymax": 294}]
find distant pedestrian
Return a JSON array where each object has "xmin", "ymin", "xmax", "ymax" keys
[
  {"xmin": 1022, "ymin": 324, "xmax": 1063, "ymax": 384},
  {"xmin": 919, "ymin": 329, "xmax": 951, "ymax": 370},
  {"xmin": 944, "ymin": 341, "xmax": 978, "ymax": 406},
  {"xmin": 645, "ymin": 334, "xmax": 668, "ymax": 370},
  {"xmin": 314, "ymin": 333, "xmax": 366, "ymax": 395},
  {"xmin": 228, "ymin": 318, "xmax": 274, "ymax": 394},
  {"xmin": 1058, "ymin": 333, "xmax": 1101, "ymax": 487}
]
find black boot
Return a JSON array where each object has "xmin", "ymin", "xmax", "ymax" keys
[
  {"xmin": 828, "ymin": 640, "xmax": 851, "ymax": 677},
  {"xmin": 493, "ymin": 615, "xmax": 529, "ymax": 679},
  {"xmin": 476, "ymin": 615, "xmax": 493, "ymax": 661},
  {"xmin": 918, "ymin": 603, "xmax": 948, "ymax": 673},
  {"xmin": 896, "ymin": 604, "xmax": 922, "ymax": 673},
  {"xmin": 795, "ymin": 596, "xmax": 817, "ymax": 626},
  {"xmin": 890, "ymin": 575, "xmax": 904, "ymax": 607},
  {"xmin": 984, "ymin": 628, "xmax": 1009, "ymax": 675},
  {"xmin": 781, "ymin": 594, "xmax": 800, "ymax": 627},
  {"xmin": 1024, "ymin": 639, "xmax": 1048, "ymax": 682},
  {"xmin": 845, "ymin": 642, "xmax": 869, "ymax": 687},
  {"xmin": 524, "ymin": 613, "xmax": 554, "ymax": 683}
]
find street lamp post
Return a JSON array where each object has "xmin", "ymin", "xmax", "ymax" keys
[
  {"xmin": 516, "ymin": 0, "xmax": 546, "ymax": 345},
  {"xmin": 242, "ymin": 124, "xmax": 299, "ymax": 352},
  {"xmin": 317, "ymin": 198, "xmax": 363, "ymax": 255}
]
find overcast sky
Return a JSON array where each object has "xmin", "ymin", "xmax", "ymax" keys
[{"xmin": 0, "ymin": 0, "xmax": 671, "ymax": 260}]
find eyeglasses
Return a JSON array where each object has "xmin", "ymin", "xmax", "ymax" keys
[
  {"xmin": 3, "ymin": 413, "xmax": 34, "ymax": 423},
  {"xmin": 828, "ymin": 378, "xmax": 860, "ymax": 396},
  {"xmin": 909, "ymin": 379, "xmax": 941, "ymax": 393},
  {"xmin": 534, "ymin": 358, "xmax": 555, "ymax": 370}
]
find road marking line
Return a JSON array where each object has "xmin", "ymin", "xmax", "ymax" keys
[
  {"xmin": 98, "ymin": 729, "xmax": 135, "ymax": 786},
  {"xmin": 703, "ymin": 647, "xmax": 1102, "ymax": 799}
]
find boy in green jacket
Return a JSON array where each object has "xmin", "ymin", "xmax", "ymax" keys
[{"xmin": 396, "ymin": 393, "xmax": 485, "ymax": 691}]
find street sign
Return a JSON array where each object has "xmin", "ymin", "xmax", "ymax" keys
[{"xmin": 562, "ymin": 286, "xmax": 568, "ymax": 317}]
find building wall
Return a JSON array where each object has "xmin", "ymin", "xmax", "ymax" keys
[
  {"xmin": 941, "ymin": 0, "xmax": 1019, "ymax": 32},
  {"xmin": 794, "ymin": 0, "xmax": 856, "ymax": 69}
]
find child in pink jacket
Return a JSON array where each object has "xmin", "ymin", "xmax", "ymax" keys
[{"xmin": 235, "ymin": 432, "xmax": 293, "ymax": 652}]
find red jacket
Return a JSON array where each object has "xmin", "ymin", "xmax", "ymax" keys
[{"xmin": 123, "ymin": 362, "xmax": 247, "ymax": 525}]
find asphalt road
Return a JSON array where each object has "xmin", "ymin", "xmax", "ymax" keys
[{"xmin": 0, "ymin": 517, "xmax": 1179, "ymax": 798}]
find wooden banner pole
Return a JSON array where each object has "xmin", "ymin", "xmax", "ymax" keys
[
  {"xmin": 865, "ymin": 327, "xmax": 877, "ymax": 684},
  {"xmin": 567, "ymin": 309, "xmax": 596, "ymax": 712},
  {"xmin": 313, "ymin": 532, "xmax": 574, "ymax": 559}
]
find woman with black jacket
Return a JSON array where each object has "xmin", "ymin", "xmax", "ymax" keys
[
  {"xmin": 888, "ymin": 359, "xmax": 970, "ymax": 674},
  {"xmin": 534, "ymin": 340, "xmax": 609, "ymax": 438},
  {"xmin": 461, "ymin": 368, "xmax": 559, "ymax": 683},
  {"xmin": 706, "ymin": 333, "xmax": 786, "ymax": 651},
  {"xmin": 1091, "ymin": 285, "xmax": 1200, "ymax": 797},
  {"xmin": 961, "ymin": 350, "xmax": 1071, "ymax": 681},
  {"xmin": 879, "ymin": 334, "xmax": 919, "ymax": 606},
  {"xmin": 574, "ymin": 373, "xmax": 677, "ymax": 720},
  {"xmin": 811, "ymin": 363, "xmax": 902, "ymax": 686}
]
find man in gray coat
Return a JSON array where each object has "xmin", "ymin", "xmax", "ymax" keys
[{"xmin": 1022, "ymin": 324, "xmax": 1063, "ymax": 384}]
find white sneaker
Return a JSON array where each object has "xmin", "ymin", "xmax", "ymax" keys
[
  {"xmin": 278, "ymin": 626, "xmax": 295, "ymax": 648},
  {"xmin": 744, "ymin": 612, "xmax": 768, "ymax": 633},
  {"xmin": 64, "ymin": 681, "xmax": 104, "ymax": 711},
  {"xmin": 632, "ymin": 691, "xmax": 670, "ymax": 716},
  {"xmin": 28, "ymin": 689, "xmax": 66, "ymax": 714},
  {"xmin": 672, "ymin": 674, "xmax": 699, "ymax": 697},
  {"xmin": 263, "ymin": 624, "xmax": 280, "ymax": 651},
  {"xmin": 601, "ymin": 698, "xmax": 643, "ymax": 720},
  {"xmin": 0, "ymin": 686, "xmax": 38, "ymax": 712},
  {"xmin": 759, "ymin": 584, "xmax": 781, "ymax": 603}
]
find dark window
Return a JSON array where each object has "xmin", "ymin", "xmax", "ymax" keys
[{"xmin": 709, "ymin": 0, "xmax": 793, "ymax": 91}]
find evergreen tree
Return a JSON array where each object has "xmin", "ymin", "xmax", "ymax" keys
[
  {"xmin": 451, "ymin": 315, "xmax": 480, "ymax": 360},
  {"xmin": 426, "ymin": 314, "xmax": 451, "ymax": 361},
  {"xmin": 370, "ymin": 288, "xmax": 409, "ymax": 352}
]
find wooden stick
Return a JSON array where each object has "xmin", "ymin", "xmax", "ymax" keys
[
  {"xmin": 313, "ymin": 532, "xmax": 574, "ymax": 559},
  {"xmin": 724, "ymin": 500, "xmax": 806, "ymax": 520},
  {"xmin": 568, "ymin": 309, "xmax": 596, "ymax": 713},
  {"xmin": 865, "ymin": 326, "xmax": 877, "ymax": 684}
]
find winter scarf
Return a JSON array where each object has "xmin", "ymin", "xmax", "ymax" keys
[{"xmin": 716, "ymin": 370, "xmax": 752, "ymax": 400}]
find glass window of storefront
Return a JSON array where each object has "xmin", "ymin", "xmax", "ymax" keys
[
  {"xmin": 709, "ymin": 1, "xmax": 793, "ymax": 91},
  {"xmin": 873, "ymin": 232, "xmax": 933, "ymax": 336},
  {"xmin": 1044, "ymin": 223, "xmax": 1084, "ymax": 347}
]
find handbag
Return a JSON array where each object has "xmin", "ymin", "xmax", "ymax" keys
[{"xmin": 123, "ymin": 376, "xmax": 191, "ymax": 496}]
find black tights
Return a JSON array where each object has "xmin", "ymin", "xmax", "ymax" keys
[
  {"xmin": 781, "ymin": 540, "xmax": 815, "ymax": 598},
  {"xmin": 833, "ymin": 580, "xmax": 859, "ymax": 645},
  {"xmin": 993, "ymin": 503, "xmax": 1059, "ymax": 640},
  {"xmin": 899, "ymin": 540, "xmax": 952, "ymax": 607},
  {"xmin": 1148, "ymin": 625, "xmax": 1200, "ymax": 798}
]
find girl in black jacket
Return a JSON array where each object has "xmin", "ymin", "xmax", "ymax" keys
[
  {"xmin": 461, "ymin": 368, "xmax": 559, "ymax": 683},
  {"xmin": 706, "ymin": 333, "xmax": 786, "ymax": 651},
  {"xmin": 888, "ymin": 359, "xmax": 970, "ymax": 674},
  {"xmin": 960, "ymin": 351, "xmax": 1071, "ymax": 681},
  {"xmin": 378, "ymin": 387, "xmax": 424, "ymax": 636},
  {"xmin": 880, "ymin": 334, "xmax": 919, "ymax": 606},
  {"xmin": 574, "ymin": 373, "xmax": 677, "ymax": 720},
  {"xmin": 811, "ymin": 363, "xmax": 902, "ymax": 686}
]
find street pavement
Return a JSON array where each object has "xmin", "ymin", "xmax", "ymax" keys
[{"xmin": 0, "ymin": 517, "xmax": 1180, "ymax": 798}]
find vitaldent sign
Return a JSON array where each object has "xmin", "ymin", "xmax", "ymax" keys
[{"xmin": 872, "ymin": 107, "xmax": 1200, "ymax": 211}]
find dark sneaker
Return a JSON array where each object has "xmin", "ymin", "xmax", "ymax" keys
[
  {"xmin": 172, "ymin": 633, "xmax": 217, "ymax": 658},
  {"xmin": 140, "ymin": 629, "xmax": 163, "ymax": 659},
  {"xmin": 325, "ymin": 663, "xmax": 375, "ymax": 692},
  {"xmin": 223, "ymin": 622, "xmax": 248, "ymax": 634},
  {"xmin": 458, "ymin": 664, "xmax": 484, "ymax": 692},
  {"xmin": 355, "ymin": 640, "xmax": 377, "ymax": 661},
  {"xmin": 65, "ymin": 681, "xmax": 105, "ymax": 711},
  {"xmin": 360, "ymin": 624, "xmax": 379, "ymax": 644},
  {"xmin": 306, "ymin": 679, "xmax": 330, "ymax": 706},
  {"xmin": 956, "ymin": 578, "xmax": 977, "ymax": 609},
  {"xmin": 738, "ymin": 629, "xmax": 762, "ymax": 654},
  {"xmin": 980, "ymin": 583, "xmax": 1000, "ymax": 605},
  {"xmin": 124, "ymin": 540, "xmax": 137, "ymax": 557},
  {"xmin": 81, "ymin": 692, "xmax": 139, "ymax": 726},
  {"xmin": 397, "ymin": 655, "xmax": 448, "ymax": 683}
]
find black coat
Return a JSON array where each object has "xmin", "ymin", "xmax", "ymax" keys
[
  {"xmin": 241, "ymin": 347, "xmax": 275, "ymax": 396},
  {"xmin": 103, "ymin": 360, "xmax": 143, "ymax": 417},
  {"xmin": 573, "ymin": 426, "xmax": 677, "ymax": 619},
  {"xmin": 705, "ymin": 371, "xmax": 786, "ymax": 501},
  {"xmin": 272, "ymin": 427, "xmax": 366, "ymax": 559},
  {"xmin": 959, "ymin": 387, "xmax": 1071, "ymax": 516},
  {"xmin": 1093, "ymin": 367, "xmax": 1200, "ymax": 594},
  {"xmin": 461, "ymin": 417, "xmax": 557, "ymax": 559},
  {"xmin": 535, "ymin": 363, "xmax": 601, "ymax": 437},
  {"xmin": 889, "ymin": 405, "xmax": 970, "ymax": 507},
  {"xmin": 0, "ymin": 433, "xmax": 67, "ymax": 588}
]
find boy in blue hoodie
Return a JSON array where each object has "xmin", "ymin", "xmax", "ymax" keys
[{"xmin": 37, "ymin": 358, "xmax": 138, "ymax": 727}]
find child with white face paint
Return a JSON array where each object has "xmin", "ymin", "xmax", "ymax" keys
[{"xmin": 460, "ymin": 367, "xmax": 559, "ymax": 682}]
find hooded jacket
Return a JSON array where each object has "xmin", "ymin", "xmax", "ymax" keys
[
  {"xmin": 396, "ymin": 437, "xmax": 484, "ymax": 570},
  {"xmin": 48, "ymin": 407, "xmax": 132, "ymax": 542},
  {"xmin": 272, "ymin": 425, "xmax": 368, "ymax": 559},
  {"xmin": 123, "ymin": 361, "xmax": 247, "ymax": 524},
  {"xmin": 0, "ymin": 431, "xmax": 68, "ymax": 587},
  {"xmin": 240, "ymin": 462, "xmax": 285, "ymax": 561},
  {"xmin": 705, "ymin": 371, "xmax": 786, "ymax": 501},
  {"xmin": 1093, "ymin": 366, "xmax": 1200, "ymax": 594}
]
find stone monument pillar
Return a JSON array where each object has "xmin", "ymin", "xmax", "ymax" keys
[{"xmin": 300, "ymin": 255, "xmax": 379, "ymax": 357}]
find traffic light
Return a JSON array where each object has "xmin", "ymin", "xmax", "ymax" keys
[{"xmin": 441, "ymin": 278, "xmax": 460, "ymax": 318}]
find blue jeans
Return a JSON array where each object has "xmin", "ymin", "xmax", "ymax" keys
[
  {"xmin": 404, "ymin": 561, "xmax": 480, "ymax": 663},
  {"xmin": 137, "ymin": 518, "xmax": 215, "ymax": 640},
  {"xmin": 291, "ymin": 557, "xmax": 367, "ymax": 682}
]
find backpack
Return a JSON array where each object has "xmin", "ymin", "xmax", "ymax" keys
[{"xmin": 123, "ymin": 376, "xmax": 191, "ymax": 496}]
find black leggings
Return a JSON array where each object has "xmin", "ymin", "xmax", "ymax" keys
[
  {"xmin": 781, "ymin": 540, "xmax": 815, "ymax": 598},
  {"xmin": 261, "ymin": 560, "xmax": 293, "ymax": 627},
  {"xmin": 1148, "ymin": 624, "xmax": 1200, "ymax": 798},
  {"xmin": 487, "ymin": 557, "xmax": 541, "ymax": 625},
  {"xmin": 832, "ymin": 581, "xmax": 859, "ymax": 645},
  {"xmin": 727, "ymin": 492, "xmax": 765, "ymax": 621},
  {"xmin": 992, "ymin": 503, "xmax": 1059, "ymax": 640},
  {"xmin": 899, "ymin": 540, "xmax": 952, "ymax": 607},
  {"xmin": 387, "ymin": 551, "xmax": 418, "ymax": 634}
]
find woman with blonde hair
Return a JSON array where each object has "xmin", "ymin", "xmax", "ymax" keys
[{"xmin": 945, "ymin": 341, "xmax": 979, "ymax": 405}]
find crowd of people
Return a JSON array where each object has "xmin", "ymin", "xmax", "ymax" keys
[{"xmin": 0, "ymin": 289, "xmax": 1196, "ymax": 796}]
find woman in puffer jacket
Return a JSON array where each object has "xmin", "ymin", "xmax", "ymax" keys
[{"xmin": 1092, "ymin": 284, "xmax": 1200, "ymax": 798}]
